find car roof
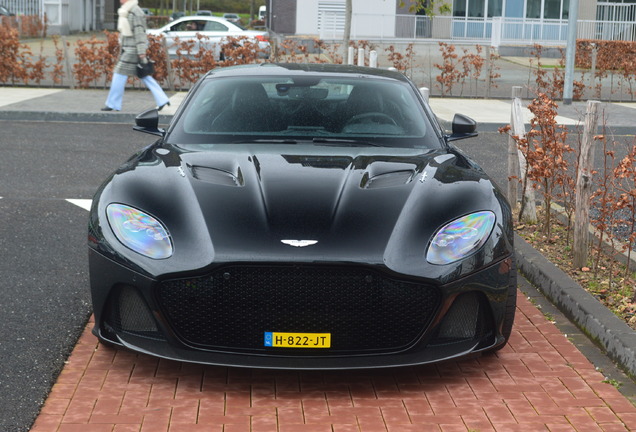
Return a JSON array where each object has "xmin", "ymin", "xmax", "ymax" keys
[
  {"xmin": 204, "ymin": 63, "xmax": 411, "ymax": 83},
  {"xmin": 176, "ymin": 15, "xmax": 224, "ymax": 21},
  {"xmin": 168, "ymin": 15, "xmax": 241, "ymax": 28}
]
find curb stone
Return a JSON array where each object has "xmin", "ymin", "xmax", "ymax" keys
[
  {"xmin": 0, "ymin": 110, "xmax": 174, "ymax": 124},
  {"xmin": 515, "ymin": 233, "xmax": 636, "ymax": 378}
]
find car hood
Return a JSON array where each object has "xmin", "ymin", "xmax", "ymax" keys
[{"xmin": 92, "ymin": 143, "xmax": 512, "ymax": 281}]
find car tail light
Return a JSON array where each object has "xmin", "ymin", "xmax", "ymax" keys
[{"xmin": 255, "ymin": 34, "xmax": 268, "ymax": 42}]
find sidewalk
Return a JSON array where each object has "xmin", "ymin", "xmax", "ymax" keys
[
  {"xmin": 1, "ymin": 86, "xmax": 636, "ymax": 134},
  {"xmin": 29, "ymin": 279, "xmax": 636, "ymax": 432},
  {"xmin": 0, "ymin": 87, "xmax": 184, "ymax": 124}
]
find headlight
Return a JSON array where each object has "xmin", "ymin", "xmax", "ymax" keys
[
  {"xmin": 426, "ymin": 211, "xmax": 495, "ymax": 265},
  {"xmin": 106, "ymin": 204, "xmax": 173, "ymax": 259}
]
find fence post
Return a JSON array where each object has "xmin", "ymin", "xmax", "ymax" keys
[
  {"xmin": 347, "ymin": 46, "xmax": 354, "ymax": 65},
  {"xmin": 61, "ymin": 36, "xmax": 75, "ymax": 89},
  {"xmin": 357, "ymin": 48, "xmax": 365, "ymax": 66},
  {"xmin": 589, "ymin": 43, "xmax": 597, "ymax": 91},
  {"xmin": 491, "ymin": 17, "xmax": 502, "ymax": 49},
  {"xmin": 486, "ymin": 45, "xmax": 492, "ymax": 99},
  {"xmin": 573, "ymin": 100, "xmax": 601, "ymax": 269},
  {"xmin": 369, "ymin": 50, "xmax": 377, "ymax": 68},
  {"xmin": 507, "ymin": 86, "xmax": 521, "ymax": 207},
  {"xmin": 162, "ymin": 37, "xmax": 174, "ymax": 92}
]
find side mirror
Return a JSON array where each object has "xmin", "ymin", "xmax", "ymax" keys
[
  {"xmin": 133, "ymin": 108, "xmax": 165, "ymax": 136},
  {"xmin": 445, "ymin": 113, "xmax": 478, "ymax": 142}
]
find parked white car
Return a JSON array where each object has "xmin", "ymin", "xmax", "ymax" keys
[
  {"xmin": 222, "ymin": 13, "xmax": 241, "ymax": 24},
  {"xmin": 147, "ymin": 16, "xmax": 269, "ymax": 59}
]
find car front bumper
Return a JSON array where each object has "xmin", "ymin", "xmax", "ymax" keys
[{"xmin": 89, "ymin": 248, "xmax": 514, "ymax": 369}]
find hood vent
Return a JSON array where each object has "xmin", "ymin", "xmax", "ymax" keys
[
  {"xmin": 359, "ymin": 161, "xmax": 418, "ymax": 190},
  {"xmin": 360, "ymin": 170, "xmax": 415, "ymax": 189},
  {"xmin": 189, "ymin": 164, "xmax": 244, "ymax": 187}
]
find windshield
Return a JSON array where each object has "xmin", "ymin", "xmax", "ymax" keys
[{"xmin": 168, "ymin": 75, "xmax": 441, "ymax": 149}]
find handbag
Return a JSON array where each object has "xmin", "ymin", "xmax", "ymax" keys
[{"xmin": 136, "ymin": 60, "xmax": 155, "ymax": 78}]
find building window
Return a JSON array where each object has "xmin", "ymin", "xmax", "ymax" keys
[
  {"xmin": 488, "ymin": 0, "xmax": 503, "ymax": 17},
  {"xmin": 544, "ymin": 0, "xmax": 563, "ymax": 18},
  {"xmin": 453, "ymin": 0, "xmax": 503, "ymax": 17},
  {"xmin": 452, "ymin": 0, "xmax": 569, "ymax": 19},
  {"xmin": 453, "ymin": 0, "xmax": 467, "ymax": 17},
  {"xmin": 525, "ymin": 0, "xmax": 570, "ymax": 19},
  {"xmin": 526, "ymin": 0, "xmax": 541, "ymax": 18}
]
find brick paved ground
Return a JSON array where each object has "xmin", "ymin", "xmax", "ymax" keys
[{"xmin": 30, "ymin": 291, "xmax": 636, "ymax": 432}]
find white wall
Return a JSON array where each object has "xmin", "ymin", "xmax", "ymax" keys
[
  {"xmin": 296, "ymin": 0, "xmax": 396, "ymax": 38},
  {"xmin": 43, "ymin": 0, "xmax": 102, "ymax": 34}
]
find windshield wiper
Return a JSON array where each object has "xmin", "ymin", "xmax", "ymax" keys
[
  {"xmin": 233, "ymin": 139, "xmax": 298, "ymax": 144},
  {"xmin": 312, "ymin": 138, "xmax": 381, "ymax": 147}
]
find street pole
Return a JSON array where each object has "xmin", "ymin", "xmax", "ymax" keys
[
  {"xmin": 343, "ymin": 0, "xmax": 352, "ymax": 55},
  {"xmin": 563, "ymin": 0, "xmax": 579, "ymax": 105}
]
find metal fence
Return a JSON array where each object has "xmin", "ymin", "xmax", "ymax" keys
[
  {"xmin": 3, "ymin": 0, "xmax": 41, "ymax": 16},
  {"xmin": 319, "ymin": 12, "xmax": 636, "ymax": 45},
  {"xmin": 455, "ymin": 16, "xmax": 636, "ymax": 44}
]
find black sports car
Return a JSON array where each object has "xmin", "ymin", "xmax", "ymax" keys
[{"xmin": 88, "ymin": 63, "xmax": 515, "ymax": 369}]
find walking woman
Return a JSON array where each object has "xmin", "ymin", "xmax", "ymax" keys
[{"xmin": 102, "ymin": 0, "xmax": 170, "ymax": 111}]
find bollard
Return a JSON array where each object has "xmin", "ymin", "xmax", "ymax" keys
[
  {"xmin": 347, "ymin": 46, "xmax": 354, "ymax": 65},
  {"xmin": 369, "ymin": 50, "xmax": 377, "ymax": 68},
  {"xmin": 419, "ymin": 87, "xmax": 429, "ymax": 104}
]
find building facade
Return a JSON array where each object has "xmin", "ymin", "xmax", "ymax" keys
[
  {"xmin": 5, "ymin": 0, "xmax": 110, "ymax": 34},
  {"xmin": 266, "ymin": 0, "xmax": 636, "ymax": 44}
]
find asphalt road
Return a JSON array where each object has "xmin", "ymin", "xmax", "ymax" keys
[
  {"xmin": 0, "ymin": 121, "xmax": 157, "ymax": 432},
  {"xmin": 0, "ymin": 120, "xmax": 628, "ymax": 431}
]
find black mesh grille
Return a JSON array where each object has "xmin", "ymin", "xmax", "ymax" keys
[
  {"xmin": 105, "ymin": 286, "xmax": 165, "ymax": 341},
  {"xmin": 428, "ymin": 292, "xmax": 494, "ymax": 347},
  {"xmin": 157, "ymin": 265, "xmax": 441, "ymax": 353}
]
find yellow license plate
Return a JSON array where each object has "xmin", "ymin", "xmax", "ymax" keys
[{"xmin": 264, "ymin": 332, "xmax": 331, "ymax": 348}]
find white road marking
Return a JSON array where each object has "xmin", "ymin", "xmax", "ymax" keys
[{"xmin": 66, "ymin": 199, "xmax": 92, "ymax": 211}]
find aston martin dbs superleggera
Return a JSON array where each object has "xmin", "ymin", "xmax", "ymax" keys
[{"xmin": 88, "ymin": 63, "xmax": 516, "ymax": 369}]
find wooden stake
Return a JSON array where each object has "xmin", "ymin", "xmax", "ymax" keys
[{"xmin": 573, "ymin": 100, "xmax": 601, "ymax": 269}]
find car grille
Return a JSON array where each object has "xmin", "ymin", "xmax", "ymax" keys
[
  {"xmin": 427, "ymin": 291, "xmax": 495, "ymax": 348},
  {"xmin": 157, "ymin": 265, "xmax": 441, "ymax": 353},
  {"xmin": 104, "ymin": 286, "xmax": 165, "ymax": 341}
]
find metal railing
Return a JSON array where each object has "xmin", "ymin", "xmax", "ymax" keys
[
  {"xmin": 3, "ymin": 0, "xmax": 41, "ymax": 16},
  {"xmin": 319, "ymin": 12, "xmax": 636, "ymax": 45}
]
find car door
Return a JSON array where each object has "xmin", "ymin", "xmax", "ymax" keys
[
  {"xmin": 163, "ymin": 18, "xmax": 207, "ymax": 55},
  {"xmin": 199, "ymin": 20, "xmax": 233, "ymax": 59}
]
